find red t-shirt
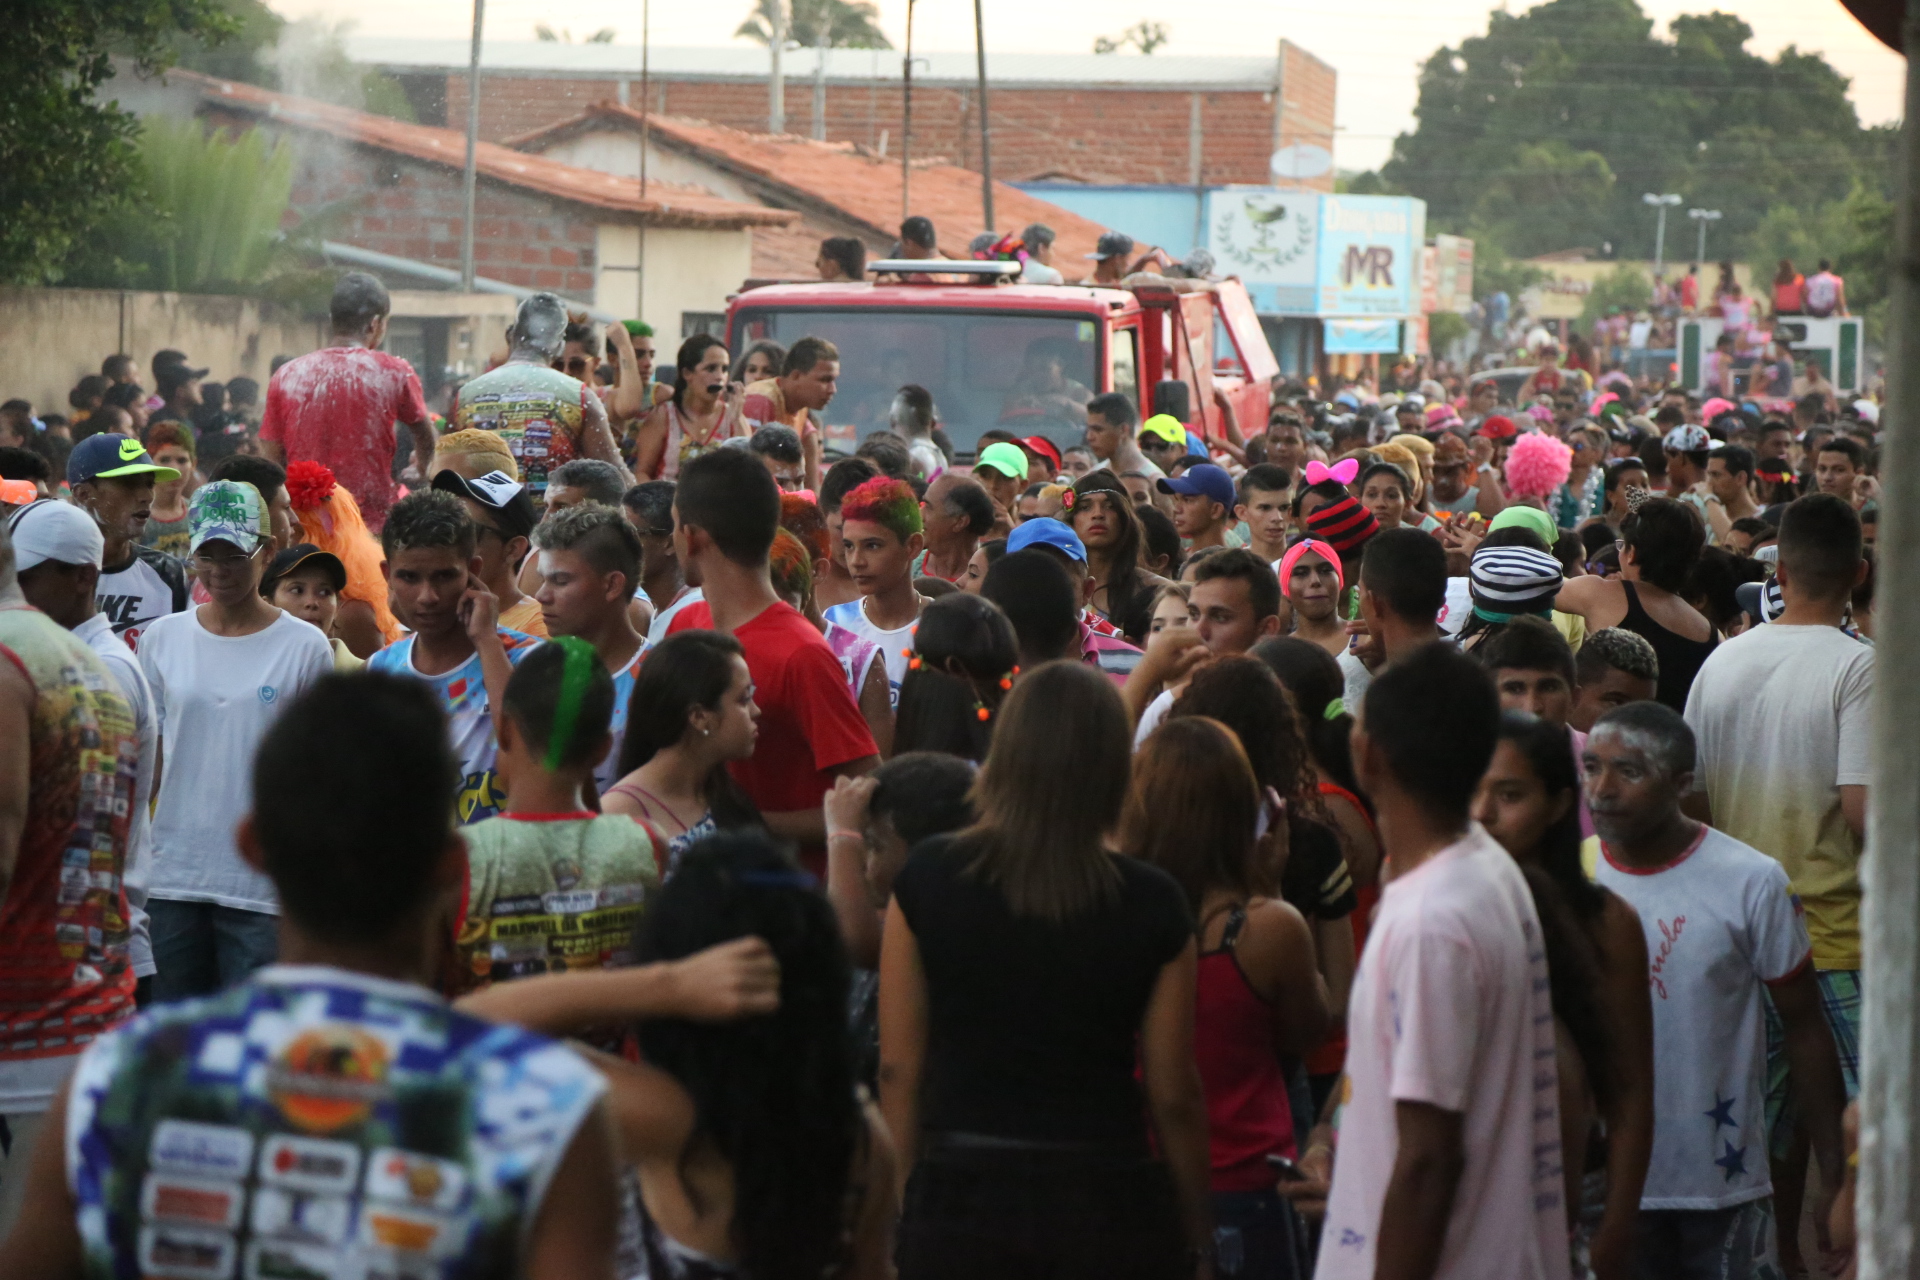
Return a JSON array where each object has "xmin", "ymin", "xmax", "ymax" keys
[
  {"xmin": 259, "ymin": 346, "xmax": 428, "ymax": 530},
  {"xmin": 668, "ymin": 599, "xmax": 877, "ymax": 818}
]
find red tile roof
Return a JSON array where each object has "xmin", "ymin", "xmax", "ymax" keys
[
  {"xmin": 504, "ymin": 102, "xmax": 1136, "ymax": 268},
  {"xmin": 163, "ymin": 69, "xmax": 797, "ymax": 231}
]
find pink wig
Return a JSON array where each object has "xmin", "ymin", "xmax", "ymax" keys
[{"xmin": 1503, "ymin": 432, "xmax": 1573, "ymax": 500}]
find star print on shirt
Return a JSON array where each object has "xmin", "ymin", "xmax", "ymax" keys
[
  {"xmin": 1704, "ymin": 1093, "xmax": 1738, "ymax": 1130},
  {"xmin": 1715, "ymin": 1140, "xmax": 1749, "ymax": 1181}
]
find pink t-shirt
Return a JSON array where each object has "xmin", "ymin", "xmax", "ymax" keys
[
  {"xmin": 1317, "ymin": 824, "xmax": 1570, "ymax": 1280},
  {"xmin": 259, "ymin": 346, "xmax": 428, "ymax": 529}
]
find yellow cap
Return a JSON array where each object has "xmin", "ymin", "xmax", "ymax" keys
[{"xmin": 1139, "ymin": 414, "xmax": 1187, "ymax": 446}]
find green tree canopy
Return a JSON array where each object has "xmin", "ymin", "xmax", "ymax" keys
[
  {"xmin": 736, "ymin": 0, "xmax": 892, "ymax": 50},
  {"xmin": 4, "ymin": 0, "xmax": 238, "ymax": 283},
  {"xmin": 1376, "ymin": 0, "xmax": 1874, "ymax": 264}
]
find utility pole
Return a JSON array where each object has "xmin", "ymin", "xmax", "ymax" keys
[
  {"xmin": 1859, "ymin": 5, "xmax": 1920, "ymax": 1272},
  {"xmin": 637, "ymin": 0, "xmax": 650, "ymax": 320},
  {"xmin": 459, "ymin": 0, "xmax": 485, "ymax": 291},
  {"xmin": 973, "ymin": 0, "xmax": 993, "ymax": 234},
  {"xmin": 1641, "ymin": 192, "xmax": 1680, "ymax": 276},
  {"xmin": 769, "ymin": 0, "xmax": 785, "ymax": 134},
  {"xmin": 813, "ymin": 24, "xmax": 829, "ymax": 141},
  {"xmin": 901, "ymin": 0, "xmax": 915, "ymax": 224},
  {"xmin": 1688, "ymin": 208, "xmax": 1721, "ymax": 268}
]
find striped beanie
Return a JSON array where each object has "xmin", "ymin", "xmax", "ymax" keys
[
  {"xmin": 1303, "ymin": 494, "xmax": 1379, "ymax": 556},
  {"xmin": 1468, "ymin": 544, "xmax": 1564, "ymax": 623}
]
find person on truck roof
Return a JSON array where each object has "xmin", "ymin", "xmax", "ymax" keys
[
  {"xmin": 817, "ymin": 237, "xmax": 866, "ymax": 282},
  {"xmin": 1020, "ymin": 224, "xmax": 1065, "ymax": 285},
  {"xmin": 1087, "ymin": 231, "xmax": 1135, "ymax": 286}
]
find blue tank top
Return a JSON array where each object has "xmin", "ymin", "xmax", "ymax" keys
[{"xmin": 66, "ymin": 964, "xmax": 605, "ymax": 1279}]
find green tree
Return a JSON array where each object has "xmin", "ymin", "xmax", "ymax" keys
[
  {"xmin": 63, "ymin": 118, "xmax": 299, "ymax": 293},
  {"xmin": 736, "ymin": 0, "xmax": 891, "ymax": 50},
  {"xmin": 3, "ymin": 0, "xmax": 238, "ymax": 283},
  {"xmin": 1093, "ymin": 21, "xmax": 1170, "ymax": 55},
  {"xmin": 1379, "ymin": 0, "xmax": 1870, "ymax": 262},
  {"xmin": 1578, "ymin": 264, "xmax": 1653, "ymax": 327}
]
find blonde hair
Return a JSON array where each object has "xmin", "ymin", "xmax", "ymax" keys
[
  {"xmin": 294, "ymin": 483, "xmax": 403, "ymax": 643},
  {"xmin": 434, "ymin": 428, "xmax": 518, "ymax": 480},
  {"xmin": 1371, "ymin": 442, "xmax": 1423, "ymax": 502}
]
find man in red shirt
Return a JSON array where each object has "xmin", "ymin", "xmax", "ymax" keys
[
  {"xmin": 259, "ymin": 272, "xmax": 434, "ymax": 531},
  {"xmin": 667, "ymin": 446, "xmax": 878, "ymax": 861}
]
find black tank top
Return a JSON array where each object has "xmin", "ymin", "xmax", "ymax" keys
[{"xmin": 1620, "ymin": 580, "xmax": 1717, "ymax": 711}]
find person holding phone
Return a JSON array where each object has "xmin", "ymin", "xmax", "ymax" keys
[{"xmin": 368, "ymin": 491, "xmax": 543, "ymax": 825}]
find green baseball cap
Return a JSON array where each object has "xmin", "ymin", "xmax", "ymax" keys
[
  {"xmin": 974, "ymin": 441, "xmax": 1030, "ymax": 480},
  {"xmin": 188, "ymin": 480, "xmax": 269, "ymax": 556}
]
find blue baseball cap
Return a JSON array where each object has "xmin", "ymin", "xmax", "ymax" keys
[
  {"xmin": 68, "ymin": 432, "xmax": 181, "ymax": 486},
  {"xmin": 1156, "ymin": 462, "xmax": 1235, "ymax": 510},
  {"xmin": 1006, "ymin": 516, "xmax": 1086, "ymax": 563}
]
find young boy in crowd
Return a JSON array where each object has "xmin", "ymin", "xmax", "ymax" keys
[
  {"xmin": 530, "ymin": 504, "xmax": 647, "ymax": 795},
  {"xmin": 433, "ymin": 468, "xmax": 545, "ymax": 637},
  {"xmin": 0, "ymin": 673, "xmax": 622, "ymax": 1279},
  {"xmin": 1587, "ymin": 701, "xmax": 1847, "ymax": 1278},
  {"xmin": 1235, "ymin": 464, "xmax": 1293, "ymax": 563},
  {"xmin": 823, "ymin": 476, "xmax": 929, "ymax": 702},
  {"xmin": 261, "ymin": 544, "xmax": 361, "ymax": 671},
  {"xmin": 448, "ymin": 641, "xmax": 666, "ymax": 1027},
  {"xmin": 665, "ymin": 448, "xmax": 878, "ymax": 863},
  {"xmin": 1314, "ymin": 642, "xmax": 1569, "ymax": 1279},
  {"xmin": 1157, "ymin": 462, "xmax": 1238, "ymax": 551},
  {"xmin": 1568, "ymin": 626, "xmax": 1660, "ymax": 733},
  {"xmin": 370, "ymin": 491, "xmax": 541, "ymax": 824}
]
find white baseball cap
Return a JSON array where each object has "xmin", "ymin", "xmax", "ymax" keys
[{"xmin": 8, "ymin": 499, "xmax": 105, "ymax": 572}]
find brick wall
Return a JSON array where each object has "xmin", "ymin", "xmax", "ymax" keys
[
  {"xmin": 217, "ymin": 107, "xmax": 602, "ymax": 299},
  {"xmin": 444, "ymin": 74, "xmax": 1299, "ymax": 186}
]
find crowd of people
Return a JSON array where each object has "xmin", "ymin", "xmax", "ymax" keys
[{"xmin": 0, "ymin": 259, "xmax": 1879, "ymax": 1280}]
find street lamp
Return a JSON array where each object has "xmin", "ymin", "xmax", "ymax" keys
[
  {"xmin": 1688, "ymin": 208, "xmax": 1723, "ymax": 269},
  {"xmin": 1642, "ymin": 193, "xmax": 1682, "ymax": 276}
]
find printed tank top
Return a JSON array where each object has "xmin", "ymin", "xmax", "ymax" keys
[
  {"xmin": 0, "ymin": 605, "xmax": 139, "ymax": 1068},
  {"xmin": 451, "ymin": 362, "xmax": 588, "ymax": 498},
  {"xmin": 67, "ymin": 964, "xmax": 606, "ymax": 1280}
]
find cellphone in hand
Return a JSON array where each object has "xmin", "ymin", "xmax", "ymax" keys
[{"xmin": 1266, "ymin": 1153, "xmax": 1306, "ymax": 1182}]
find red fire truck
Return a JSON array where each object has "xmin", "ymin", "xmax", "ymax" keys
[{"xmin": 725, "ymin": 261, "xmax": 1279, "ymax": 457}]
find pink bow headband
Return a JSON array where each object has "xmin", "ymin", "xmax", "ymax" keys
[
  {"xmin": 1278, "ymin": 539, "xmax": 1345, "ymax": 598},
  {"xmin": 1303, "ymin": 457, "xmax": 1359, "ymax": 487}
]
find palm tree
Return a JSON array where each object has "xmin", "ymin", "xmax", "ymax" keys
[{"xmin": 735, "ymin": 0, "xmax": 891, "ymax": 50}]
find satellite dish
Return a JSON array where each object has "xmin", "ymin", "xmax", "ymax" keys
[{"xmin": 1270, "ymin": 144, "xmax": 1333, "ymax": 180}]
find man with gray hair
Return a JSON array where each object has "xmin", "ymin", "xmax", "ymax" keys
[
  {"xmin": 0, "ymin": 512, "xmax": 140, "ymax": 1236},
  {"xmin": 530, "ymin": 502, "xmax": 646, "ymax": 794},
  {"xmin": 450, "ymin": 291, "xmax": 632, "ymax": 503},
  {"xmin": 259, "ymin": 270, "xmax": 435, "ymax": 530}
]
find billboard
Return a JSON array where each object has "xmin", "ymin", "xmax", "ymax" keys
[
  {"xmin": 1207, "ymin": 187, "xmax": 1319, "ymax": 314},
  {"xmin": 1316, "ymin": 196, "xmax": 1426, "ymax": 317}
]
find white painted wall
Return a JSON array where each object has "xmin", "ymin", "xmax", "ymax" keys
[{"xmin": 595, "ymin": 224, "xmax": 754, "ymax": 338}]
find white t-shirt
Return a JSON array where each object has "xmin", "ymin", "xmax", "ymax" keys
[
  {"xmin": 1439, "ymin": 576, "xmax": 1472, "ymax": 638},
  {"xmin": 906, "ymin": 437, "xmax": 947, "ymax": 482},
  {"xmin": 139, "ymin": 609, "xmax": 334, "ymax": 914},
  {"xmin": 1134, "ymin": 687, "xmax": 1176, "ymax": 748},
  {"xmin": 1021, "ymin": 259, "xmax": 1065, "ymax": 285},
  {"xmin": 643, "ymin": 586, "xmax": 704, "ymax": 650},
  {"xmin": 1629, "ymin": 319, "xmax": 1653, "ymax": 349},
  {"xmin": 1337, "ymin": 651, "xmax": 1372, "ymax": 714},
  {"xmin": 821, "ymin": 598, "xmax": 917, "ymax": 705},
  {"xmin": 75, "ymin": 611, "xmax": 158, "ymax": 978},
  {"xmin": 1317, "ymin": 824, "xmax": 1569, "ymax": 1280},
  {"xmin": 1683, "ymin": 623, "xmax": 1873, "ymax": 971},
  {"xmin": 1595, "ymin": 825, "xmax": 1812, "ymax": 1209}
]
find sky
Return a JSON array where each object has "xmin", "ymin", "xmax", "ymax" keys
[{"xmin": 272, "ymin": 0, "xmax": 1903, "ymax": 172}]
